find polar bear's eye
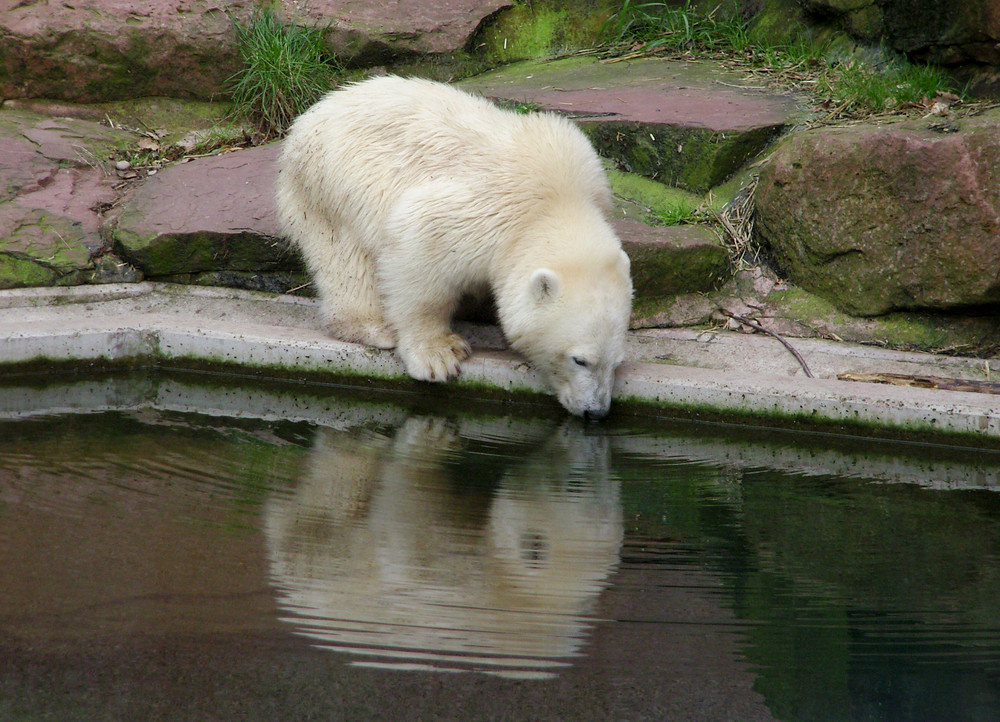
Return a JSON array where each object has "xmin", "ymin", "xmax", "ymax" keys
[{"xmin": 571, "ymin": 356, "xmax": 588, "ymax": 368}]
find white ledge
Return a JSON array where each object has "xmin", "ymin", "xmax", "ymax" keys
[{"xmin": 0, "ymin": 283, "xmax": 997, "ymax": 440}]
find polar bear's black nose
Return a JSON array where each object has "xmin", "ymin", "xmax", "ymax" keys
[{"xmin": 583, "ymin": 407, "xmax": 609, "ymax": 422}]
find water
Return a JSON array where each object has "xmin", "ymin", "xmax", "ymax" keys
[{"xmin": 2, "ymin": 374, "xmax": 999, "ymax": 721}]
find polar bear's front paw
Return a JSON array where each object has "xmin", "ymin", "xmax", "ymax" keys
[{"xmin": 400, "ymin": 333, "xmax": 472, "ymax": 382}]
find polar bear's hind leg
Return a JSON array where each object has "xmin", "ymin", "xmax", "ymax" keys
[{"xmin": 308, "ymin": 229, "xmax": 396, "ymax": 350}]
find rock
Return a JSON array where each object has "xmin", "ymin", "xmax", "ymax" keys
[
  {"xmin": 756, "ymin": 0, "xmax": 1000, "ymax": 97},
  {"xmin": 300, "ymin": 0, "xmax": 511, "ymax": 65},
  {"xmin": 460, "ymin": 56, "xmax": 800, "ymax": 194},
  {"xmin": 0, "ymin": 0, "xmax": 253, "ymax": 103},
  {"xmin": 759, "ymin": 286, "xmax": 1000, "ymax": 357},
  {"xmin": 0, "ymin": 0, "xmax": 511, "ymax": 103},
  {"xmin": 755, "ymin": 109, "xmax": 1000, "ymax": 317},
  {"xmin": 470, "ymin": 1, "xmax": 609, "ymax": 66},
  {"xmin": 111, "ymin": 144, "xmax": 302, "ymax": 278},
  {"xmin": 631, "ymin": 292, "xmax": 718, "ymax": 329},
  {"xmin": 0, "ymin": 109, "xmax": 140, "ymax": 289},
  {"xmin": 618, "ymin": 221, "xmax": 731, "ymax": 325}
]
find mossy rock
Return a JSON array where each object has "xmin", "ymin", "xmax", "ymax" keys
[
  {"xmin": 471, "ymin": 1, "xmax": 611, "ymax": 65},
  {"xmin": 584, "ymin": 121, "xmax": 781, "ymax": 194},
  {"xmin": 606, "ymin": 167, "xmax": 704, "ymax": 224},
  {"xmin": 622, "ymin": 222, "xmax": 731, "ymax": 312},
  {"xmin": 0, "ymin": 253, "xmax": 60, "ymax": 289},
  {"xmin": 0, "ymin": 208, "xmax": 91, "ymax": 289},
  {"xmin": 765, "ymin": 286, "xmax": 1000, "ymax": 357},
  {"xmin": 113, "ymin": 225, "xmax": 302, "ymax": 278}
]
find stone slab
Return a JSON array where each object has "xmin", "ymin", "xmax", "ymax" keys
[
  {"xmin": 0, "ymin": 0, "xmax": 510, "ymax": 102},
  {"xmin": 757, "ymin": 109, "xmax": 1000, "ymax": 316},
  {"xmin": 297, "ymin": 0, "xmax": 512, "ymax": 60},
  {"xmin": 462, "ymin": 56, "xmax": 797, "ymax": 131},
  {"xmin": 0, "ymin": 109, "xmax": 139, "ymax": 288},
  {"xmin": 111, "ymin": 143, "xmax": 299, "ymax": 277},
  {"xmin": 461, "ymin": 57, "xmax": 802, "ymax": 191}
]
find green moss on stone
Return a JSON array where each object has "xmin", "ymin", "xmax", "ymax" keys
[
  {"xmin": 471, "ymin": 1, "xmax": 610, "ymax": 64},
  {"xmin": 84, "ymin": 33, "xmax": 160, "ymax": 102},
  {"xmin": 627, "ymin": 230, "xmax": 730, "ymax": 299},
  {"xmin": 113, "ymin": 225, "xmax": 304, "ymax": 277},
  {"xmin": 606, "ymin": 168, "xmax": 703, "ymax": 221},
  {"xmin": 98, "ymin": 98, "xmax": 233, "ymax": 145},
  {"xmin": 768, "ymin": 286, "xmax": 1000, "ymax": 355},
  {"xmin": 748, "ymin": 0, "xmax": 812, "ymax": 47},
  {"xmin": 584, "ymin": 121, "xmax": 781, "ymax": 194},
  {"xmin": 0, "ymin": 253, "xmax": 60, "ymax": 289}
]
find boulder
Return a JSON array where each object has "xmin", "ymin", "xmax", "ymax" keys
[
  {"xmin": 751, "ymin": 0, "xmax": 1000, "ymax": 96},
  {"xmin": 755, "ymin": 109, "xmax": 1000, "ymax": 317},
  {"xmin": 616, "ymin": 221, "xmax": 731, "ymax": 328},
  {"xmin": 762, "ymin": 0, "xmax": 1000, "ymax": 66},
  {"xmin": 299, "ymin": 0, "xmax": 511, "ymax": 65},
  {"xmin": 0, "ymin": 0, "xmax": 253, "ymax": 103},
  {"xmin": 0, "ymin": 0, "xmax": 511, "ymax": 103},
  {"xmin": 111, "ymin": 143, "xmax": 305, "ymax": 284}
]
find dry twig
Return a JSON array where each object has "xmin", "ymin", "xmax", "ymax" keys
[{"xmin": 720, "ymin": 309, "xmax": 815, "ymax": 378}]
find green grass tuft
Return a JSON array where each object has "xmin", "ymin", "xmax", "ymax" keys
[
  {"xmin": 602, "ymin": 1, "xmax": 750, "ymax": 54},
  {"xmin": 819, "ymin": 58, "xmax": 959, "ymax": 114},
  {"xmin": 227, "ymin": 6, "xmax": 338, "ymax": 138}
]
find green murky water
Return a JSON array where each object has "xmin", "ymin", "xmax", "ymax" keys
[{"xmin": 1, "ymin": 373, "xmax": 999, "ymax": 721}]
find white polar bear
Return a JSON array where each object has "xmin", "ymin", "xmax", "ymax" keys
[{"xmin": 276, "ymin": 76, "xmax": 633, "ymax": 419}]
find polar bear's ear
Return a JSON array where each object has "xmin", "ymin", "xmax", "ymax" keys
[{"xmin": 529, "ymin": 268, "xmax": 561, "ymax": 303}]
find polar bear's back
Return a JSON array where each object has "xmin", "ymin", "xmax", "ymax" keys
[{"xmin": 276, "ymin": 76, "xmax": 612, "ymax": 244}]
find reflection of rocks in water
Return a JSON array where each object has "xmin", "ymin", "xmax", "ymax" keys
[{"xmin": 264, "ymin": 416, "xmax": 622, "ymax": 679}]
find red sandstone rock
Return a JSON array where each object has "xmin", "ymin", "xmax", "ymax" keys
[
  {"xmin": 0, "ymin": 111, "xmax": 134, "ymax": 287},
  {"xmin": 756, "ymin": 109, "xmax": 1000, "ymax": 316},
  {"xmin": 0, "ymin": 0, "xmax": 253, "ymax": 102},
  {"xmin": 0, "ymin": 0, "xmax": 509, "ymax": 103},
  {"xmin": 111, "ymin": 144, "xmax": 295, "ymax": 276}
]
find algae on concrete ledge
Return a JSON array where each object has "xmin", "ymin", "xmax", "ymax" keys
[{"xmin": 765, "ymin": 286, "xmax": 1000, "ymax": 357}]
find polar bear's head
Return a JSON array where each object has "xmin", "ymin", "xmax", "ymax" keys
[{"xmin": 501, "ymin": 250, "xmax": 632, "ymax": 420}]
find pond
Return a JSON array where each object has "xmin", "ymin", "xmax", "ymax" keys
[{"xmin": 2, "ymin": 371, "xmax": 999, "ymax": 721}]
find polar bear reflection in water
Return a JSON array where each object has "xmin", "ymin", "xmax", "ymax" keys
[{"xmin": 264, "ymin": 416, "xmax": 623, "ymax": 680}]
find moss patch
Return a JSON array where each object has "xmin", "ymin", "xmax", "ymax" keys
[
  {"xmin": 113, "ymin": 227, "xmax": 304, "ymax": 277},
  {"xmin": 584, "ymin": 121, "xmax": 782, "ymax": 194},
  {"xmin": 471, "ymin": 1, "xmax": 610, "ymax": 64},
  {"xmin": 0, "ymin": 253, "xmax": 60, "ymax": 289},
  {"xmin": 767, "ymin": 286, "xmax": 1000, "ymax": 356},
  {"xmin": 625, "ymin": 225, "xmax": 731, "ymax": 302},
  {"xmin": 606, "ymin": 168, "xmax": 704, "ymax": 224},
  {"xmin": 98, "ymin": 98, "xmax": 232, "ymax": 145},
  {"xmin": 83, "ymin": 33, "xmax": 160, "ymax": 102}
]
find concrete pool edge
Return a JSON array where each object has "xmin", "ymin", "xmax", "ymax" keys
[{"xmin": 1, "ymin": 283, "xmax": 997, "ymax": 441}]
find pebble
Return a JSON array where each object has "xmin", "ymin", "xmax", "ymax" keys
[{"xmin": 115, "ymin": 159, "xmax": 131, "ymax": 171}]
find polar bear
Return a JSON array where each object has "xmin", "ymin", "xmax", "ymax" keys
[{"xmin": 276, "ymin": 76, "xmax": 633, "ymax": 419}]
